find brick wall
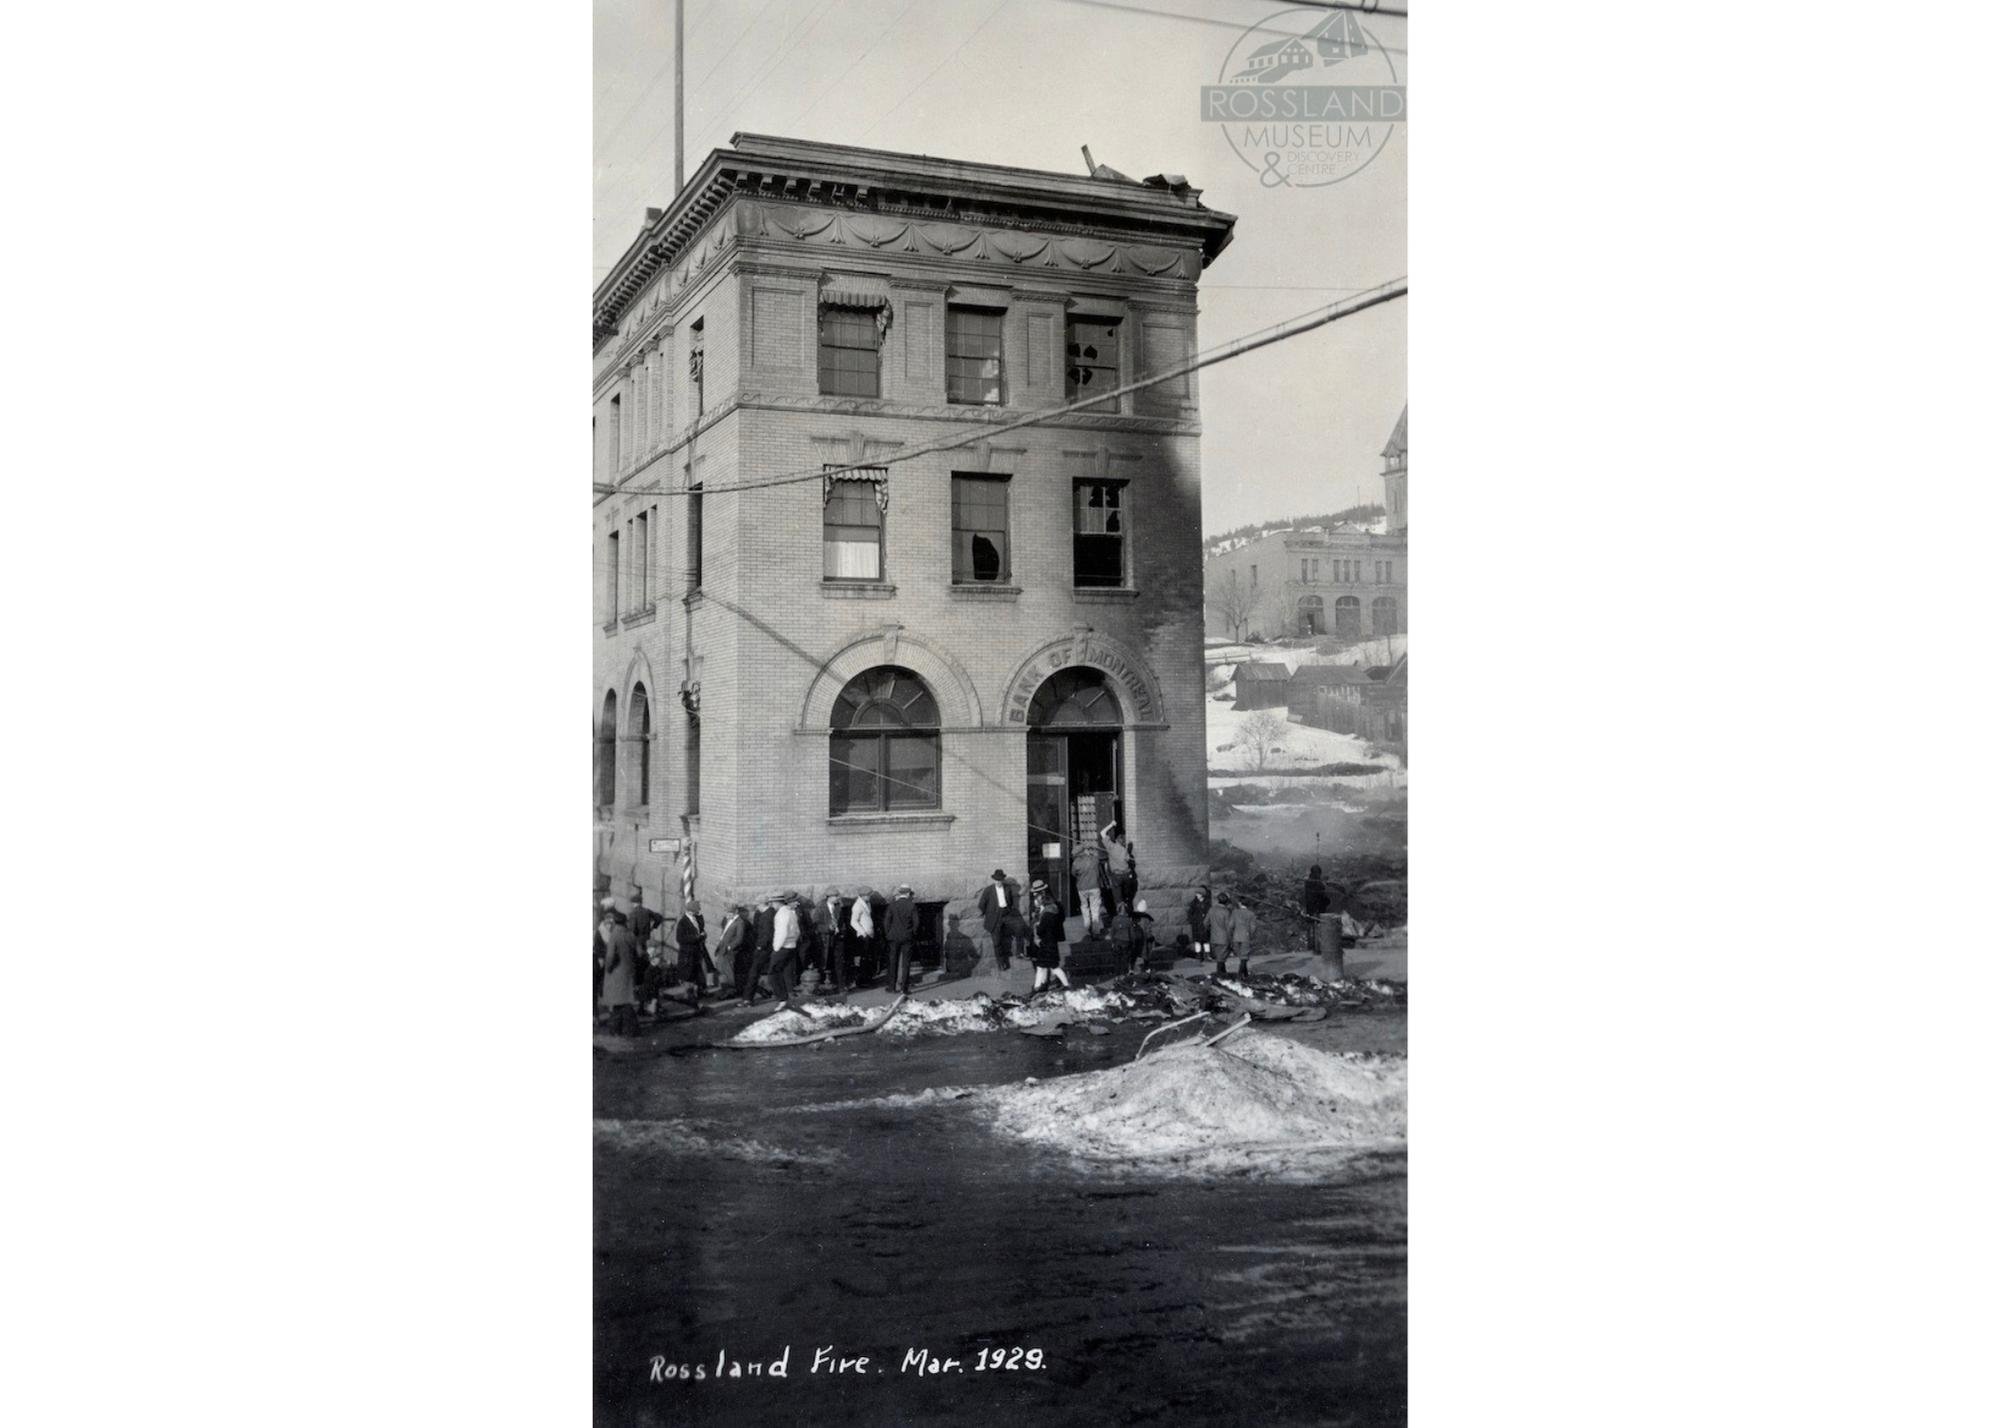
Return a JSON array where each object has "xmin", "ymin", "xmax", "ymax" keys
[{"xmin": 597, "ymin": 181, "xmax": 1226, "ymax": 915}]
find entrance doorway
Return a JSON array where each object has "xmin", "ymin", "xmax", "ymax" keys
[
  {"xmin": 1025, "ymin": 668, "xmax": 1124, "ymax": 915},
  {"xmin": 1298, "ymin": 594, "xmax": 1326, "ymax": 636}
]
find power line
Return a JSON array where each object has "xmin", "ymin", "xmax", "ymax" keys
[
  {"xmin": 615, "ymin": 0, "xmax": 786, "ymax": 181},
  {"xmin": 594, "ymin": 278, "xmax": 1407, "ymax": 500},
  {"xmin": 787, "ymin": 0, "xmax": 924, "ymax": 131},
  {"xmin": 686, "ymin": 0, "xmax": 786, "ymax": 109},
  {"xmin": 856, "ymin": 0, "xmax": 1014, "ymax": 145},
  {"xmin": 686, "ymin": 0, "xmax": 846, "ymax": 157},
  {"xmin": 1051, "ymin": 0, "xmax": 1408, "ymax": 53},
  {"xmin": 595, "ymin": 0, "xmax": 720, "ymax": 156},
  {"xmin": 598, "ymin": 285, "xmax": 1398, "ymax": 496}
]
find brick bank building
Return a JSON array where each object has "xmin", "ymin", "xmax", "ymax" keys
[{"xmin": 592, "ymin": 135, "xmax": 1236, "ymax": 926}]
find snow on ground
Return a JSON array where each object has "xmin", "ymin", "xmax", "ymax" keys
[
  {"xmin": 728, "ymin": 1001, "xmax": 870, "ymax": 1045},
  {"xmin": 732, "ymin": 988, "xmax": 1144, "ymax": 1045},
  {"xmin": 1311, "ymin": 636, "xmax": 1403, "ymax": 668},
  {"xmin": 878, "ymin": 995, "xmax": 1008, "ymax": 1038},
  {"xmin": 986, "ymin": 1031, "xmax": 1406, "ymax": 1179},
  {"xmin": 1205, "ymin": 698, "xmax": 1402, "ymax": 775}
]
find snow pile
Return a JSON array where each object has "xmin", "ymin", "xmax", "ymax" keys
[
  {"xmin": 1211, "ymin": 973, "xmax": 1406, "ymax": 1010},
  {"xmin": 1002, "ymin": 986, "xmax": 1134, "ymax": 1028},
  {"xmin": 878, "ymin": 987, "xmax": 1139, "ymax": 1037},
  {"xmin": 987, "ymin": 1033, "xmax": 1405, "ymax": 1178},
  {"xmin": 729, "ymin": 1001, "xmax": 869, "ymax": 1045},
  {"xmin": 878, "ymin": 995, "xmax": 1009, "ymax": 1038}
]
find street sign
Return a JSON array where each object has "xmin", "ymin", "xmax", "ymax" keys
[{"xmin": 649, "ymin": 837, "xmax": 682, "ymax": 854}]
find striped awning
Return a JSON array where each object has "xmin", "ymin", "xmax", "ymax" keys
[{"xmin": 820, "ymin": 274, "xmax": 891, "ymax": 309}]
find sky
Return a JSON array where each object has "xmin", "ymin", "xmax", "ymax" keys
[{"xmin": 594, "ymin": 0, "xmax": 1407, "ymax": 536}]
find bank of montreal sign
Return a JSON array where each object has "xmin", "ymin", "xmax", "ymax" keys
[{"xmin": 1200, "ymin": 6, "xmax": 1404, "ymax": 189}]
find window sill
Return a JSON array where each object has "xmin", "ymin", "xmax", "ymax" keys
[
  {"xmin": 600, "ymin": 619, "xmax": 619, "ymax": 635},
  {"xmin": 947, "ymin": 583, "xmax": 1021, "ymax": 598},
  {"xmin": 620, "ymin": 605, "xmax": 656, "ymax": 628},
  {"xmin": 821, "ymin": 581, "xmax": 897, "ymax": 599},
  {"xmin": 827, "ymin": 811, "xmax": 956, "ymax": 832},
  {"xmin": 1073, "ymin": 586, "xmax": 1139, "ymax": 599}
]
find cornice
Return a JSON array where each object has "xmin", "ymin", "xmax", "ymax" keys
[{"xmin": 594, "ymin": 136, "xmax": 1234, "ymax": 342}]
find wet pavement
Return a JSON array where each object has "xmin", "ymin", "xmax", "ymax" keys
[{"xmin": 595, "ymin": 1001, "xmax": 1406, "ymax": 1426}]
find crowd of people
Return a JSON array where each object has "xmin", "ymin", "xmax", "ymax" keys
[{"xmin": 593, "ymin": 825, "xmax": 1356, "ymax": 1030}]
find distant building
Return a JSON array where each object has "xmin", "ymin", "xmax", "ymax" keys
[
  {"xmin": 1293, "ymin": 657, "xmax": 1405, "ymax": 750},
  {"xmin": 1204, "ymin": 405, "xmax": 1408, "ymax": 641},
  {"xmin": 1382, "ymin": 404, "xmax": 1407, "ymax": 536},
  {"xmin": 1232, "ymin": 660, "xmax": 1293, "ymax": 710}
]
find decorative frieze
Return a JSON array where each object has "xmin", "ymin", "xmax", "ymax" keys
[{"xmin": 734, "ymin": 200, "xmax": 1202, "ymax": 282}]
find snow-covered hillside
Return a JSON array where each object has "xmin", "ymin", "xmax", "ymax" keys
[{"xmin": 1205, "ymin": 698, "xmax": 1403, "ymax": 775}]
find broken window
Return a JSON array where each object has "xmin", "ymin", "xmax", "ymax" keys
[
  {"xmin": 1065, "ymin": 316, "xmax": 1119, "ymax": 410},
  {"xmin": 1073, "ymin": 479, "xmax": 1127, "ymax": 588},
  {"xmin": 951, "ymin": 475, "xmax": 1010, "ymax": 584}
]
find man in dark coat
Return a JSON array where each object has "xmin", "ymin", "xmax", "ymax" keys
[
  {"xmin": 628, "ymin": 892, "xmax": 662, "ymax": 952},
  {"xmin": 975, "ymin": 869, "xmax": 1028, "ymax": 972},
  {"xmin": 594, "ymin": 896, "xmax": 611, "ymax": 1019},
  {"xmin": 712, "ymin": 904, "xmax": 750, "ymax": 1001},
  {"xmin": 812, "ymin": 892, "xmax": 850, "ymax": 994},
  {"xmin": 742, "ymin": 897, "xmax": 778, "ymax": 1004},
  {"xmin": 674, "ymin": 900, "xmax": 709, "ymax": 1005},
  {"xmin": 883, "ymin": 884, "xmax": 921, "ymax": 994},
  {"xmin": 627, "ymin": 893, "xmax": 664, "ymax": 1010},
  {"xmin": 1100, "ymin": 824, "xmax": 1136, "ymax": 914},
  {"xmin": 1298, "ymin": 864, "xmax": 1332, "ymax": 952}
]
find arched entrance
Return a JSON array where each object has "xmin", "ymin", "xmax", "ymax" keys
[
  {"xmin": 1025, "ymin": 668, "xmax": 1124, "ymax": 915},
  {"xmin": 1297, "ymin": 594, "xmax": 1326, "ymax": 636}
]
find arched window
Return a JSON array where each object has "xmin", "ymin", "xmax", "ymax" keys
[
  {"xmin": 629, "ymin": 684, "xmax": 651, "ymax": 807},
  {"xmin": 1334, "ymin": 595, "xmax": 1363, "ymax": 639},
  {"xmin": 595, "ymin": 691, "xmax": 618, "ymax": 808},
  {"xmin": 1297, "ymin": 593, "xmax": 1326, "ymax": 636},
  {"xmin": 1027, "ymin": 667, "xmax": 1123, "ymax": 727},
  {"xmin": 1372, "ymin": 596, "xmax": 1398, "ymax": 636},
  {"xmin": 830, "ymin": 666, "xmax": 941, "ymax": 814}
]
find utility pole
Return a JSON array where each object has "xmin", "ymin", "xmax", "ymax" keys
[{"xmin": 674, "ymin": 0, "xmax": 685, "ymax": 196}]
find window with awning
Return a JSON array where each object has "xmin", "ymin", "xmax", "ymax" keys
[{"xmin": 819, "ymin": 304, "xmax": 884, "ymax": 398}]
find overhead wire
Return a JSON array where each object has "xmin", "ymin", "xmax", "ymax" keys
[
  {"xmin": 593, "ymin": 278, "xmax": 1407, "ymax": 500},
  {"xmin": 855, "ymin": 0, "xmax": 1014, "ymax": 145},
  {"xmin": 1051, "ymin": 0, "xmax": 1407, "ymax": 54}
]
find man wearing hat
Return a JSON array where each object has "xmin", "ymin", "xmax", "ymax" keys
[
  {"xmin": 767, "ymin": 893, "xmax": 804, "ymax": 1004},
  {"xmin": 742, "ymin": 896, "xmax": 778, "ymax": 1004},
  {"xmin": 975, "ymin": 868, "xmax": 1028, "ymax": 973},
  {"xmin": 883, "ymin": 883, "xmax": 920, "ymax": 995}
]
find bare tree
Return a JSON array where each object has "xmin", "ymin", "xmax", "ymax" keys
[
  {"xmin": 1239, "ymin": 708, "xmax": 1290, "ymax": 772},
  {"xmin": 1208, "ymin": 577, "xmax": 1267, "ymax": 640}
]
